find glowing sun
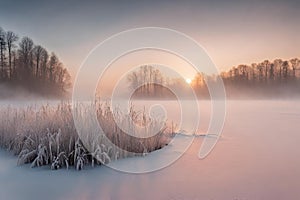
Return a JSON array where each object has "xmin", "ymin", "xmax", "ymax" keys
[{"xmin": 186, "ymin": 78, "xmax": 192, "ymax": 84}]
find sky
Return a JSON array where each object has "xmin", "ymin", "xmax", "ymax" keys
[{"xmin": 1, "ymin": 0, "xmax": 300, "ymax": 82}]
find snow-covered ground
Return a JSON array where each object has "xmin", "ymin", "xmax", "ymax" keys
[{"xmin": 0, "ymin": 100, "xmax": 300, "ymax": 200}]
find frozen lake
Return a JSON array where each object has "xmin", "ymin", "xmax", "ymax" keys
[{"xmin": 0, "ymin": 100, "xmax": 300, "ymax": 200}]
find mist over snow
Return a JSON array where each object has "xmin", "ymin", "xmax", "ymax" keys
[{"xmin": 0, "ymin": 100, "xmax": 299, "ymax": 200}]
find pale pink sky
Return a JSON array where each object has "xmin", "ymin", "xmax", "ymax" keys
[{"xmin": 1, "ymin": 0, "xmax": 299, "ymax": 81}]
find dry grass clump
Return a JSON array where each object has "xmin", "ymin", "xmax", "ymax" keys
[{"xmin": 0, "ymin": 102, "xmax": 173, "ymax": 170}]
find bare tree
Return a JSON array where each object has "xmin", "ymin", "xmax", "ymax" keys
[
  {"xmin": 33, "ymin": 45, "xmax": 44, "ymax": 78},
  {"xmin": 290, "ymin": 58, "xmax": 300, "ymax": 80},
  {"xmin": 18, "ymin": 37, "xmax": 34, "ymax": 80},
  {"xmin": 269, "ymin": 63, "xmax": 275, "ymax": 81},
  {"xmin": 127, "ymin": 71, "xmax": 138, "ymax": 91},
  {"xmin": 282, "ymin": 61, "xmax": 289, "ymax": 80},
  {"xmin": 257, "ymin": 63, "xmax": 264, "ymax": 82},
  {"xmin": 0, "ymin": 27, "xmax": 7, "ymax": 80},
  {"xmin": 40, "ymin": 48, "xmax": 49, "ymax": 80},
  {"xmin": 263, "ymin": 60, "xmax": 270, "ymax": 82},
  {"xmin": 274, "ymin": 59, "xmax": 283, "ymax": 81},
  {"xmin": 5, "ymin": 31, "xmax": 19, "ymax": 79},
  {"xmin": 250, "ymin": 63, "xmax": 257, "ymax": 82},
  {"xmin": 49, "ymin": 53, "xmax": 58, "ymax": 83}
]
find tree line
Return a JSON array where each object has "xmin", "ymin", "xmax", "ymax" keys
[
  {"xmin": 127, "ymin": 58, "xmax": 300, "ymax": 99},
  {"xmin": 218, "ymin": 58, "xmax": 300, "ymax": 98},
  {"xmin": 0, "ymin": 26, "xmax": 71, "ymax": 98},
  {"xmin": 127, "ymin": 65, "xmax": 192, "ymax": 98},
  {"xmin": 219, "ymin": 58, "xmax": 300, "ymax": 85}
]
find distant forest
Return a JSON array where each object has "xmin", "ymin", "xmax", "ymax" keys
[
  {"xmin": 0, "ymin": 27, "xmax": 71, "ymax": 98},
  {"xmin": 128, "ymin": 58, "xmax": 300, "ymax": 99},
  {"xmin": 1, "ymin": 25, "xmax": 299, "ymax": 99}
]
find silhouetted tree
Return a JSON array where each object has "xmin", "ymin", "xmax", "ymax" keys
[
  {"xmin": 6, "ymin": 31, "xmax": 18, "ymax": 79},
  {"xmin": 40, "ymin": 48, "xmax": 49, "ymax": 80},
  {"xmin": 0, "ymin": 27, "xmax": 6, "ymax": 80},
  {"xmin": 49, "ymin": 53, "xmax": 58, "ymax": 83},
  {"xmin": 290, "ymin": 58, "xmax": 300, "ymax": 80},
  {"xmin": 274, "ymin": 59, "xmax": 283, "ymax": 81},
  {"xmin": 33, "ymin": 45, "xmax": 44, "ymax": 78},
  {"xmin": 18, "ymin": 37, "xmax": 34, "ymax": 81}
]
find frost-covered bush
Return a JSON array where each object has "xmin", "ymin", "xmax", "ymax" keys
[{"xmin": 0, "ymin": 102, "xmax": 173, "ymax": 170}]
